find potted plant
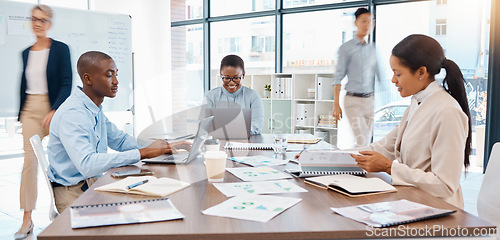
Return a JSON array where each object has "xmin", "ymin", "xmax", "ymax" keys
[{"xmin": 263, "ymin": 84, "xmax": 271, "ymax": 98}]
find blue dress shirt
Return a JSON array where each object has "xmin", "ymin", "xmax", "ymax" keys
[
  {"xmin": 332, "ymin": 37, "xmax": 381, "ymax": 93},
  {"xmin": 48, "ymin": 87, "xmax": 142, "ymax": 186},
  {"xmin": 204, "ymin": 86, "xmax": 264, "ymax": 135}
]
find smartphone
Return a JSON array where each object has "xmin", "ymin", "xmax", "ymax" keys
[{"xmin": 111, "ymin": 169, "xmax": 154, "ymax": 178}]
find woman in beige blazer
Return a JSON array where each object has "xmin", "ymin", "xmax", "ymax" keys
[{"xmin": 351, "ymin": 34, "xmax": 471, "ymax": 209}]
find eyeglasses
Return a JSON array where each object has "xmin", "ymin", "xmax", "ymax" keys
[
  {"xmin": 31, "ymin": 17, "xmax": 51, "ymax": 24},
  {"xmin": 221, "ymin": 76, "xmax": 242, "ymax": 83}
]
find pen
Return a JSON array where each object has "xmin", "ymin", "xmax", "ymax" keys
[
  {"xmin": 126, "ymin": 179, "xmax": 149, "ymax": 190},
  {"xmin": 294, "ymin": 145, "xmax": 309, "ymax": 159},
  {"xmin": 299, "ymin": 145, "xmax": 309, "ymax": 154}
]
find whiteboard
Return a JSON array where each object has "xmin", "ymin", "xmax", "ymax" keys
[{"xmin": 0, "ymin": 1, "xmax": 132, "ymax": 117}]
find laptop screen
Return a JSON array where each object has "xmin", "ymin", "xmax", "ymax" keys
[
  {"xmin": 205, "ymin": 108, "xmax": 251, "ymax": 139},
  {"xmin": 185, "ymin": 116, "xmax": 214, "ymax": 162}
]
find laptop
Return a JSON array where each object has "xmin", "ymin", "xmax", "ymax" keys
[
  {"xmin": 205, "ymin": 108, "xmax": 251, "ymax": 139},
  {"xmin": 142, "ymin": 116, "xmax": 213, "ymax": 164}
]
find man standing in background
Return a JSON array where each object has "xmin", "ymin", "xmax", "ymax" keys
[{"xmin": 332, "ymin": 7, "xmax": 381, "ymax": 147}]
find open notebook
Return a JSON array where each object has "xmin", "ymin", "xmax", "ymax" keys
[
  {"xmin": 305, "ymin": 174, "xmax": 396, "ymax": 197},
  {"xmin": 94, "ymin": 176, "xmax": 190, "ymax": 198}
]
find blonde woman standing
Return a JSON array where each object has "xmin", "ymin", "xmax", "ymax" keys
[{"xmin": 16, "ymin": 4, "xmax": 72, "ymax": 239}]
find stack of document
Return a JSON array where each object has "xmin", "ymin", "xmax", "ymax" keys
[{"xmin": 286, "ymin": 150, "xmax": 366, "ymax": 177}]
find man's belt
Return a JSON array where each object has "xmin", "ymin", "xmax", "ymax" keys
[
  {"xmin": 51, "ymin": 180, "xmax": 89, "ymax": 191},
  {"xmin": 346, "ymin": 92, "xmax": 374, "ymax": 98}
]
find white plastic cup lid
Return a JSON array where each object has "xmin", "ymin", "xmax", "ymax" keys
[
  {"xmin": 204, "ymin": 151, "xmax": 227, "ymax": 159},
  {"xmin": 205, "ymin": 139, "xmax": 220, "ymax": 145}
]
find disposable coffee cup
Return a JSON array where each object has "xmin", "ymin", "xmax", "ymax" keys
[{"xmin": 204, "ymin": 151, "xmax": 227, "ymax": 182}]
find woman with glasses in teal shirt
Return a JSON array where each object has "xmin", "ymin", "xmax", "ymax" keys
[{"xmin": 204, "ymin": 55, "xmax": 264, "ymax": 135}]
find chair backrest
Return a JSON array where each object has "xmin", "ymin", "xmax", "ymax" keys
[
  {"xmin": 477, "ymin": 142, "xmax": 500, "ymax": 228},
  {"xmin": 29, "ymin": 135, "xmax": 59, "ymax": 220}
]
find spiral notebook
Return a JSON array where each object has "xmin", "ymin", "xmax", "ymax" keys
[
  {"xmin": 224, "ymin": 142, "xmax": 274, "ymax": 150},
  {"xmin": 331, "ymin": 199, "xmax": 456, "ymax": 228},
  {"xmin": 70, "ymin": 198, "xmax": 184, "ymax": 228},
  {"xmin": 286, "ymin": 150, "xmax": 366, "ymax": 177}
]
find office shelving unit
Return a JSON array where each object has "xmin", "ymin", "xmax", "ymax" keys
[{"xmin": 213, "ymin": 73, "xmax": 337, "ymax": 144}]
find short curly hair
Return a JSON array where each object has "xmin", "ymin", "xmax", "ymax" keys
[{"xmin": 220, "ymin": 55, "xmax": 245, "ymax": 73}]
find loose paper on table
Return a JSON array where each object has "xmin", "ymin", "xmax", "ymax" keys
[
  {"xmin": 202, "ymin": 195, "xmax": 301, "ymax": 222},
  {"xmin": 226, "ymin": 166, "xmax": 292, "ymax": 181},
  {"xmin": 213, "ymin": 180, "xmax": 307, "ymax": 197}
]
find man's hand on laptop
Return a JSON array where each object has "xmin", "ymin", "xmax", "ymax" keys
[
  {"xmin": 168, "ymin": 141, "xmax": 192, "ymax": 154},
  {"xmin": 139, "ymin": 139, "xmax": 172, "ymax": 159}
]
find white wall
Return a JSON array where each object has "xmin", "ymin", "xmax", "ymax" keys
[{"xmin": 91, "ymin": 0, "xmax": 172, "ymax": 136}]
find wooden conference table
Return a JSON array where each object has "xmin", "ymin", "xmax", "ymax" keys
[{"xmin": 38, "ymin": 135, "xmax": 495, "ymax": 240}]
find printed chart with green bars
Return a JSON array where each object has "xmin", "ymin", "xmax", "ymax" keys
[
  {"xmin": 213, "ymin": 180, "xmax": 307, "ymax": 197},
  {"xmin": 226, "ymin": 166, "xmax": 292, "ymax": 181},
  {"xmin": 202, "ymin": 195, "xmax": 302, "ymax": 222}
]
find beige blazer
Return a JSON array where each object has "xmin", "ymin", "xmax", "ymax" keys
[{"xmin": 366, "ymin": 89, "xmax": 468, "ymax": 208}]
